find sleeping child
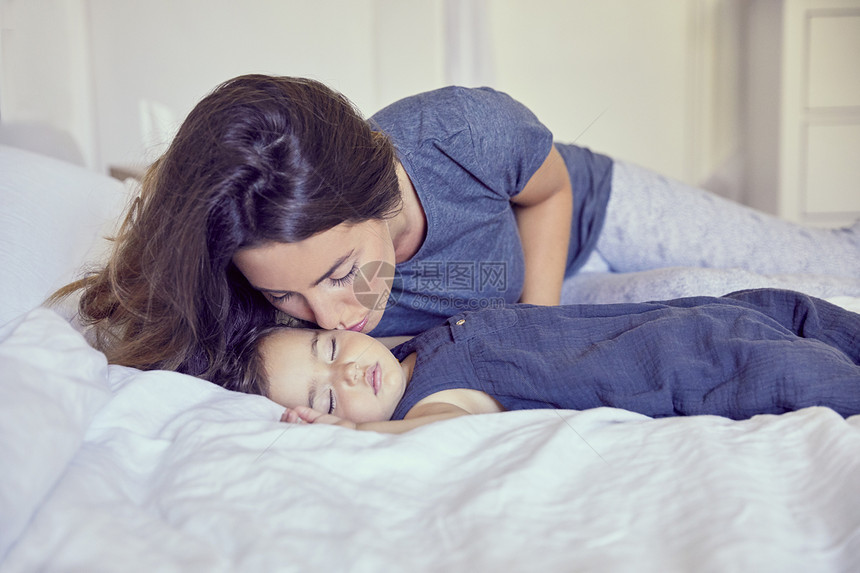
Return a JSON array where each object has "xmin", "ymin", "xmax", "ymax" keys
[{"xmin": 228, "ymin": 288, "xmax": 860, "ymax": 434}]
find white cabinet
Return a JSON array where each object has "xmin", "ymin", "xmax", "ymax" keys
[{"xmin": 750, "ymin": 0, "xmax": 860, "ymax": 227}]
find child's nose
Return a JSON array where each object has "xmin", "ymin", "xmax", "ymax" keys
[{"xmin": 333, "ymin": 361, "xmax": 358, "ymax": 387}]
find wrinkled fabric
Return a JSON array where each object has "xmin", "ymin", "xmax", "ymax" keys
[
  {"xmin": 370, "ymin": 86, "xmax": 612, "ymax": 336},
  {"xmin": 392, "ymin": 289, "xmax": 860, "ymax": 420}
]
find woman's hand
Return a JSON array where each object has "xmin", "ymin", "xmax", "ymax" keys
[{"xmin": 280, "ymin": 406, "xmax": 358, "ymax": 430}]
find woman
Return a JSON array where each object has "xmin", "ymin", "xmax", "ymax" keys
[{"xmin": 57, "ymin": 74, "xmax": 860, "ymax": 380}]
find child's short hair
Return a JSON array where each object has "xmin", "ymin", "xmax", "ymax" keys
[{"xmin": 217, "ymin": 324, "xmax": 292, "ymax": 396}]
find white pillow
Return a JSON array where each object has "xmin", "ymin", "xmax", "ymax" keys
[
  {"xmin": 0, "ymin": 308, "xmax": 112, "ymax": 560},
  {"xmin": 0, "ymin": 145, "xmax": 132, "ymax": 327}
]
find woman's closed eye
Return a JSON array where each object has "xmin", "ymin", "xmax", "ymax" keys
[
  {"xmin": 265, "ymin": 264, "xmax": 357, "ymax": 304},
  {"xmin": 271, "ymin": 292, "xmax": 293, "ymax": 303},
  {"xmin": 265, "ymin": 261, "xmax": 358, "ymax": 307},
  {"xmin": 330, "ymin": 264, "xmax": 359, "ymax": 288}
]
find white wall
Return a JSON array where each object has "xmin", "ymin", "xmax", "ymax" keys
[
  {"xmin": 87, "ymin": 0, "xmax": 377, "ymax": 168},
  {"xmin": 490, "ymin": 1, "xmax": 696, "ymax": 186},
  {"xmin": 0, "ymin": 0, "xmax": 96, "ymax": 166},
  {"xmin": 86, "ymin": 0, "xmax": 450, "ymax": 169},
  {"xmin": 1, "ymin": 0, "xmax": 449, "ymax": 171},
  {"xmin": 0, "ymin": 1, "xmax": 758, "ymax": 207}
]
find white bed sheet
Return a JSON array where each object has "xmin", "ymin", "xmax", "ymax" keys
[
  {"xmin": 2, "ymin": 307, "xmax": 860, "ymax": 573},
  {"xmin": 4, "ymin": 140, "xmax": 860, "ymax": 572}
]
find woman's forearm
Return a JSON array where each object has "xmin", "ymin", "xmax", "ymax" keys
[{"xmin": 513, "ymin": 147, "xmax": 573, "ymax": 305}]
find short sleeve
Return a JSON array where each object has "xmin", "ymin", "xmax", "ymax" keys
[
  {"xmin": 371, "ymin": 87, "xmax": 554, "ymax": 200},
  {"xmin": 456, "ymin": 87, "xmax": 554, "ymax": 198}
]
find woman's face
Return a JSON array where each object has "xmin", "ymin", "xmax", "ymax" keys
[{"xmin": 233, "ymin": 220, "xmax": 396, "ymax": 333}]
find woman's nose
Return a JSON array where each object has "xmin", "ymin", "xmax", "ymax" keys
[
  {"xmin": 307, "ymin": 296, "xmax": 346, "ymax": 331},
  {"xmin": 313, "ymin": 312, "xmax": 340, "ymax": 331}
]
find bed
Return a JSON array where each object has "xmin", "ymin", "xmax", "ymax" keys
[{"xmin": 2, "ymin": 144, "xmax": 860, "ymax": 572}]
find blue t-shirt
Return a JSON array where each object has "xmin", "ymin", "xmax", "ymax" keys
[
  {"xmin": 370, "ymin": 86, "xmax": 612, "ymax": 337},
  {"xmin": 389, "ymin": 289, "xmax": 860, "ymax": 421}
]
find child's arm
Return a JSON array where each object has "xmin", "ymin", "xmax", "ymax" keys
[
  {"xmin": 282, "ymin": 402, "xmax": 471, "ymax": 434},
  {"xmin": 281, "ymin": 388, "xmax": 505, "ymax": 434}
]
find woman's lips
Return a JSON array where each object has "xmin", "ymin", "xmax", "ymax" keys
[{"xmin": 347, "ymin": 315, "xmax": 369, "ymax": 332}]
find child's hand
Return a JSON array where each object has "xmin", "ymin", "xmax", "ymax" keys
[{"xmin": 280, "ymin": 406, "xmax": 358, "ymax": 430}]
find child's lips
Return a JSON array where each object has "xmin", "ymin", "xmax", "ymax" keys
[{"xmin": 365, "ymin": 362, "xmax": 381, "ymax": 395}]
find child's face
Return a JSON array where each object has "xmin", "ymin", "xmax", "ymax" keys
[{"xmin": 260, "ymin": 328, "xmax": 408, "ymax": 423}]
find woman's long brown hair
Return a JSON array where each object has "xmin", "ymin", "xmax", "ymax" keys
[{"xmin": 51, "ymin": 75, "xmax": 401, "ymax": 381}]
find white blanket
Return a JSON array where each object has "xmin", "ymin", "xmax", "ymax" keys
[
  {"xmin": 2, "ymin": 307, "xmax": 860, "ymax": 572},
  {"xmin": 2, "ymin": 145, "xmax": 859, "ymax": 571}
]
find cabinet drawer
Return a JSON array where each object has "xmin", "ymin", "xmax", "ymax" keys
[
  {"xmin": 803, "ymin": 122, "xmax": 860, "ymax": 214},
  {"xmin": 807, "ymin": 12, "xmax": 860, "ymax": 108}
]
